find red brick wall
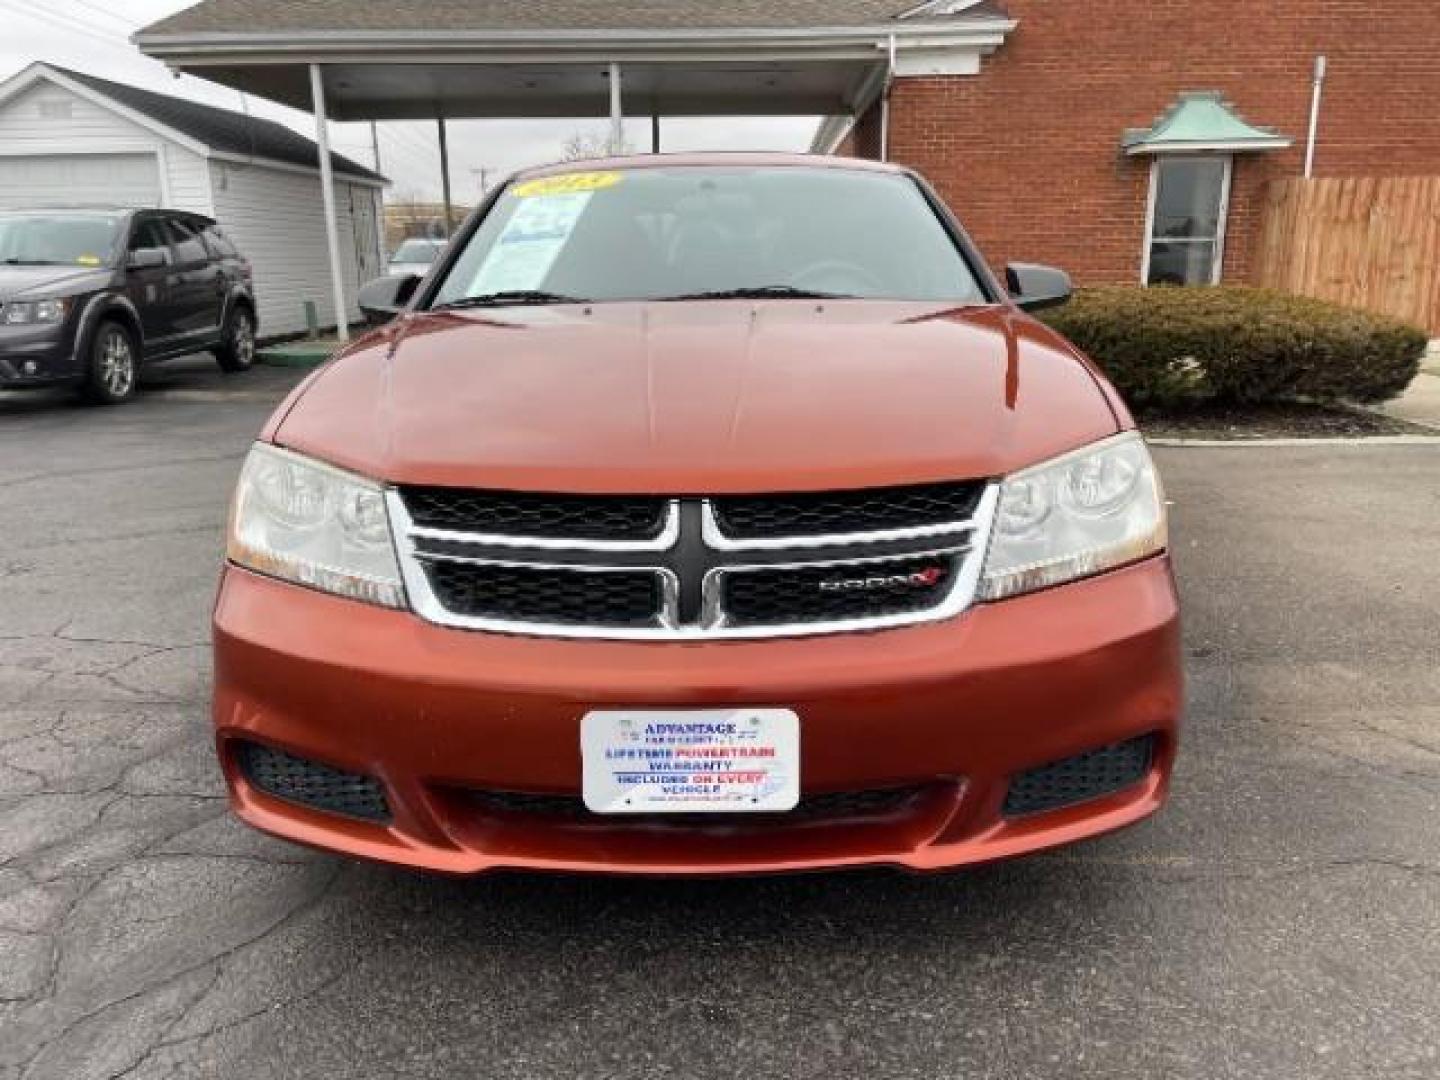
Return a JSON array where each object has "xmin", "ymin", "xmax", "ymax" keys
[
  {"xmin": 869, "ymin": 0, "xmax": 1440, "ymax": 285},
  {"xmin": 843, "ymin": 100, "xmax": 883, "ymax": 160}
]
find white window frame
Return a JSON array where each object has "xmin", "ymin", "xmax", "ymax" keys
[{"xmin": 1140, "ymin": 153, "xmax": 1233, "ymax": 286}]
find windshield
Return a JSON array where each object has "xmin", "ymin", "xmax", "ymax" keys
[
  {"xmin": 0, "ymin": 212, "xmax": 122, "ymax": 267},
  {"xmin": 430, "ymin": 166, "xmax": 987, "ymax": 306},
  {"xmin": 391, "ymin": 239, "xmax": 441, "ymax": 264}
]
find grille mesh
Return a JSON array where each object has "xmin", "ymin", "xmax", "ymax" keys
[
  {"xmin": 238, "ymin": 742, "xmax": 389, "ymax": 822},
  {"xmin": 464, "ymin": 785, "xmax": 928, "ymax": 823},
  {"xmin": 402, "ymin": 487, "xmax": 668, "ymax": 542},
  {"xmin": 722, "ymin": 556, "xmax": 955, "ymax": 626},
  {"xmin": 1003, "ymin": 736, "xmax": 1155, "ymax": 817},
  {"xmin": 712, "ymin": 482, "xmax": 984, "ymax": 539},
  {"xmin": 423, "ymin": 560, "xmax": 661, "ymax": 627}
]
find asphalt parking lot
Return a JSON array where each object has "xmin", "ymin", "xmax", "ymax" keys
[{"xmin": 1, "ymin": 359, "xmax": 1437, "ymax": 1079}]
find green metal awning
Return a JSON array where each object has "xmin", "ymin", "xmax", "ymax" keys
[{"xmin": 1122, "ymin": 91, "xmax": 1291, "ymax": 155}]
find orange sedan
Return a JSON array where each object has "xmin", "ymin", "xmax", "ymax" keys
[{"xmin": 215, "ymin": 155, "xmax": 1180, "ymax": 874}]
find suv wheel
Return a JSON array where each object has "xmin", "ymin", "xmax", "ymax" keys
[
  {"xmin": 215, "ymin": 304, "xmax": 257, "ymax": 373},
  {"xmin": 80, "ymin": 322, "xmax": 139, "ymax": 405}
]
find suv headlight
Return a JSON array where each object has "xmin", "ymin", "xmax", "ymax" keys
[
  {"xmin": 3, "ymin": 298, "xmax": 68, "ymax": 325},
  {"xmin": 979, "ymin": 431, "xmax": 1166, "ymax": 601},
  {"xmin": 227, "ymin": 443, "xmax": 405, "ymax": 608}
]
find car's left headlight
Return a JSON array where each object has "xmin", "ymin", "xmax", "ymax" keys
[
  {"xmin": 979, "ymin": 431, "xmax": 1166, "ymax": 601},
  {"xmin": 2, "ymin": 298, "xmax": 69, "ymax": 325},
  {"xmin": 227, "ymin": 443, "xmax": 405, "ymax": 608}
]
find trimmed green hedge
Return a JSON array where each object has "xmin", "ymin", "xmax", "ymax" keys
[{"xmin": 1039, "ymin": 286, "xmax": 1427, "ymax": 408}]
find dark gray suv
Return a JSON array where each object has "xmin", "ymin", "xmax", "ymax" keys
[{"xmin": 0, "ymin": 208, "xmax": 257, "ymax": 404}]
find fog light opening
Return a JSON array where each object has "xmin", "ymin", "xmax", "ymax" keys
[
  {"xmin": 1003, "ymin": 734, "xmax": 1156, "ymax": 817},
  {"xmin": 236, "ymin": 740, "xmax": 391, "ymax": 823}
]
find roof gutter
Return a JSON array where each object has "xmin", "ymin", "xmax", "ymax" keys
[{"xmin": 134, "ymin": 20, "xmax": 1016, "ymax": 64}]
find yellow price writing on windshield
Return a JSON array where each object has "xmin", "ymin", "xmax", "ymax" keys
[{"xmin": 512, "ymin": 172, "xmax": 622, "ymax": 198}]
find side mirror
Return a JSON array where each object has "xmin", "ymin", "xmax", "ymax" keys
[
  {"xmin": 126, "ymin": 248, "xmax": 167, "ymax": 270},
  {"xmin": 1005, "ymin": 263, "xmax": 1072, "ymax": 312},
  {"xmin": 358, "ymin": 273, "xmax": 421, "ymax": 325}
]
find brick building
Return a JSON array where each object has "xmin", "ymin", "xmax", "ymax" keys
[
  {"xmin": 825, "ymin": 1, "xmax": 1440, "ymax": 286},
  {"xmin": 137, "ymin": 0, "xmax": 1440, "ymax": 317}
]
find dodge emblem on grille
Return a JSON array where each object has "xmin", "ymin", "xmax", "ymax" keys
[{"xmin": 818, "ymin": 566, "xmax": 947, "ymax": 593}]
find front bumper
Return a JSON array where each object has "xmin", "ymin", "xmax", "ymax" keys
[
  {"xmin": 0, "ymin": 322, "xmax": 79, "ymax": 387},
  {"xmin": 213, "ymin": 556, "xmax": 1182, "ymax": 875}
]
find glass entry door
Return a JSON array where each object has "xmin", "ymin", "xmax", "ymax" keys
[{"xmin": 1143, "ymin": 156, "xmax": 1231, "ymax": 286}]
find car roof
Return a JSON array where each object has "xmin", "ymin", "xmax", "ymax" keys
[
  {"xmin": 0, "ymin": 206, "xmax": 133, "ymax": 215},
  {"xmin": 510, "ymin": 152, "xmax": 909, "ymax": 183},
  {"xmin": 0, "ymin": 207, "xmax": 213, "ymax": 222}
]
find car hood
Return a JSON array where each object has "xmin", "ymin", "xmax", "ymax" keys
[
  {"xmin": 274, "ymin": 301, "xmax": 1121, "ymax": 492},
  {"xmin": 0, "ymin": 264, "xmax": 110, "ymax": 301}
]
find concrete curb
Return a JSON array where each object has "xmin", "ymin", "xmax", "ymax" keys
[
  {"xmin": 1356, "ymin": 370, "xmax": 1440, "ymax": 433},
  {"xmin": 257, "ymin": 343, "xmax": 337, "ymax": 368}
]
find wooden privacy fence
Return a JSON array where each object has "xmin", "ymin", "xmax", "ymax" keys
[{"xmin": 1255, "ymin": 176, "xmax": 1440, "ymax": 335}]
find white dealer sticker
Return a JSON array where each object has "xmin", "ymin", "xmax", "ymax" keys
[
  {"xmin": 467, "ymin": 191, "xmax": 592, "ymax": 296},
  {"xmin": 581, "ymin": 709, "xmax": 800, "ymax": 814}
]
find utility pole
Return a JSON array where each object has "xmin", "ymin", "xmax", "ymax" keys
[
  {"xmin": 436, "ymin": 112, "xmax": 453, "ymax": 237},
  {"xmin": 470, "ymin": 167, "xmax": 491, "ymax": 199},
  {"xmin": 369, "ymin": 121, "xmax": 382, "ymax": 174}
]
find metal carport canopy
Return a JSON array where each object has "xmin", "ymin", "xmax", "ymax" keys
[{"xmin": 132, "ymin": 1, "xmax": 1015, "ymax": 337}]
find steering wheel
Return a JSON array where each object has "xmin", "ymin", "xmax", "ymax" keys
[{"xmin": 788, "ymin": 260, "xmax": 886, "ymax": 296}]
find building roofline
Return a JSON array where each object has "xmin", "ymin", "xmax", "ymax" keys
[
  {"xmin": 0, "ymin": 61, "xmax": 386, "ymax": 187},
  {"xmin": 0, "ymin": 63, "xmax": 211, "ymax": 159},
  {"xmin": 134, "ymin": 19, "xmax": 1017, "ymax": 63}
]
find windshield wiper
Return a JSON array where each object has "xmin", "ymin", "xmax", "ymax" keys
[
  {"xmin": 1, "ymin": 258, "xmax": 55, "ymax": 266},
  {"xmin": 434, "ymin": 290, "xmax": 589, "ymax": 310},
  {"xmin": 656, "ymin": 285, "xmax": 856, "ymax": 301}
]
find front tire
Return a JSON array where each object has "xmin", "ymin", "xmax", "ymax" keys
[
  {"xmin": 214, "ymin": 304, "xmax": 257, "ymax": 373},
  {"xmin": 80, "ymin": 321, "xmax": 139, "ymax": 405}
]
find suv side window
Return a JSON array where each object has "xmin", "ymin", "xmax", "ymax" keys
[
  {"xmin": 166, "ymin": 218, "xmax": 209, "ymax": 265},
  {"xmin": 200, "ymin": 224, "xmax": 238, "ymax": 259},
  {"xmin": 128, "ymin": 217, "xmax": 172, "ymax": 264}
]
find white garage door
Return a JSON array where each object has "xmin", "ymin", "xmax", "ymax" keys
[{"xmin": 0, "ymin": 152, "xmax": 161, "ymax": 211}]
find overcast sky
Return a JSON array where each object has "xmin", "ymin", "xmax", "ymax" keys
[{"xmin": 0, "ymin": 0, "xmax": 820, "ymax": 202}]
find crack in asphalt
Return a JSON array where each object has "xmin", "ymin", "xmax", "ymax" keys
[
  {"xmin": 0, "ymin": 452, "xmax": 245, "ymax": 493},
  {"xmin": 1035, "ymin": 853, "xmax": 1440, "ymax": 883},
  {"xmin": 105, "ymin": 948, "xmax": 355, "ymax": 1080},
  {"xmin": 17, "ymin": 862, "xmax": 342, "ymax": 1078},
  {"xmin": 6, "ymin": 523, "xmax": 222, "ymax": 556}
]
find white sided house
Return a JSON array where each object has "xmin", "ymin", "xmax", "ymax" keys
[{"xmin": 0, "ymin": 62, "xmax": 386, "ymax": 336}]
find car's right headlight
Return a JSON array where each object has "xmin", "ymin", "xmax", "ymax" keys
[
  {"xmin": 226, "ymin": 443, "xmax": 405, "ymax": 608},
  {"xmin": 979, "ymin": 431, "xmax": 1166, "ymax": 601},
  {"xmin": 3, "ymin": 298, "xmax": 69, "ymax": 325}
]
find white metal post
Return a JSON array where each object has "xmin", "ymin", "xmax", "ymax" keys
[
  {"xmin": 1304, "ymin": 55, "xmax": 1327, "ymax": 179},
  {"xmin": 608, "ymin": 62, "xmax": 624, "ymax": 153},
  {"xmin": 308, "ymin": 63, "xmax": 349, "ymax": 342},
  {"xmin": 880, "ymin": 34, "xmax": 897, "ymax": 162}
]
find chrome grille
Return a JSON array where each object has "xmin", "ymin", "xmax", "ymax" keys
[{"xmin": 390, "ymin": 483, "xmax": 998, "ymax": 640}]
